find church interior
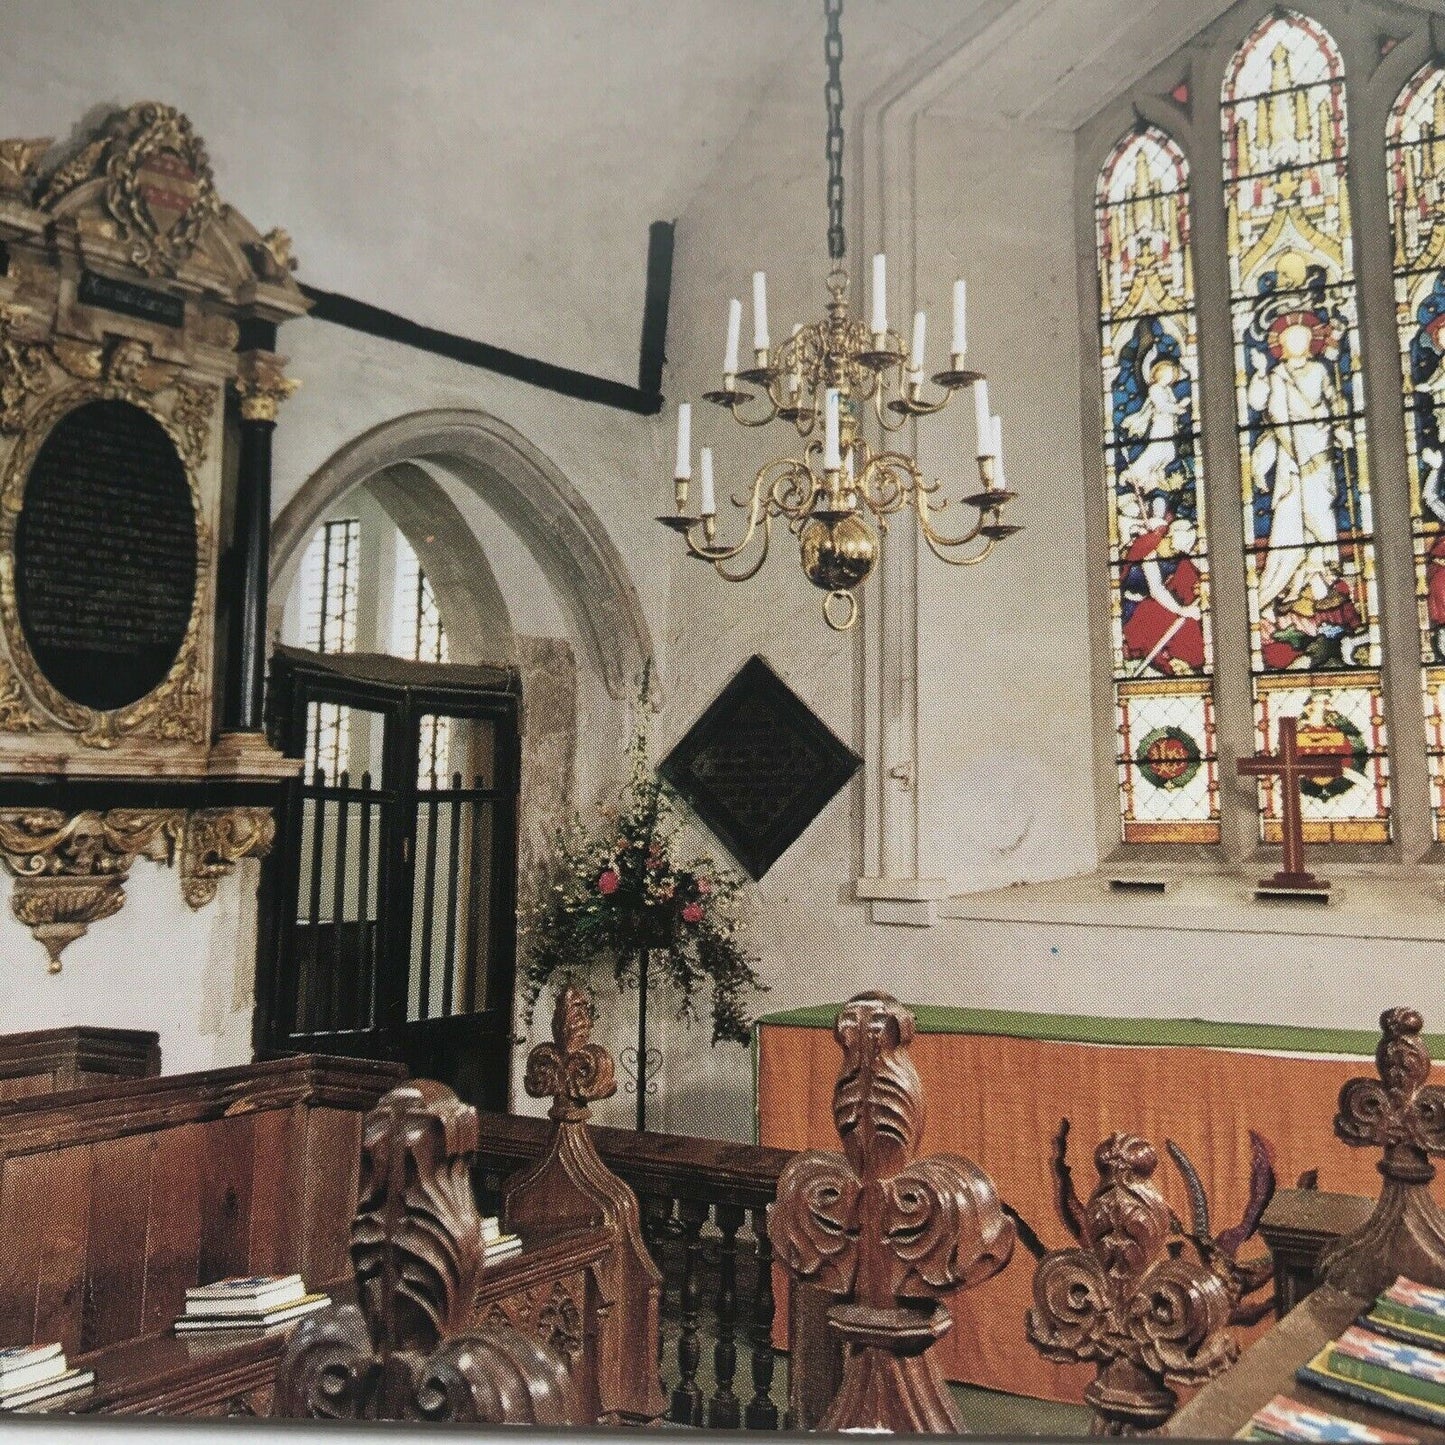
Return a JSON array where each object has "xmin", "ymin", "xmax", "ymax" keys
[{"xmin": 2, "ymin": 0, "xmax": 1445, "ymax": 1434}]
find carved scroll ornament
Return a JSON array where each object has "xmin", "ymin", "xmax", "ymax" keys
[
  {"xmin": 768, "ymin": 992, "xmax": 1015, "ymax": 1434},
  {"xmin": 0, "ymin": 806, "xmax": 275, "ymax": 970},
  {"xmin": 1319, "ymin": 1007, "xmax": 1445, "ymax": 1297},
  {"xmin": 275, "ymin": 1080, "xmax": 582, "ymax": 1427}
]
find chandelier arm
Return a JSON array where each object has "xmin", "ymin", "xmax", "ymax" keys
[
  {"xmin": 857, "ymin": 452, "xmax": 923, "ymax": 519},
  {"xmin": 912, "ymin": 483, "xmax": 989, "ymax": 551},
  {"xmin": 724, "ymin": 390, "xmax": 782, "ymax": 428},
  {"xmin": 713, "ymin": 513, "xmax": 774, "ymax": 583},
  {"xmin": 921, "ymin": 530, "xmax": 998, "ymax": 568},
  {"xmin": 873, "ymin": 381, "xmax": 913, "ymax": 433}
]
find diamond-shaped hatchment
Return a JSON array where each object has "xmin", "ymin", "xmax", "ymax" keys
[{"xmin": 659, "ymin": 656, "xmax": 862, "ymax": 880}]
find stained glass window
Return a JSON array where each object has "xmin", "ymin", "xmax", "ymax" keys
[
  {"xmin": 1096, "ymin": 127, "xmax": 1219, "ymax": 842},
  {"xmin": 299, "ymin": 517, "xmax": 360, "ymax": 781},
  {"xmin": 1221, "ymin": 10, "xmax": 1390, "ymax": 844},
  {"xmin": 1387, "ymin": 63, "xmax": 1445, "ymax": 838}
]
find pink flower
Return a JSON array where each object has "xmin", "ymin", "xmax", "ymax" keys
[
  {"xmin": 597, "ymin": 869, "xmax": 620, "ymax": 896},
  {"xmin": 695, "ymin": 876, "xmax": 713, "ymax": 896},
  {"xmin": 682, "ymin": 902, "xmax": 704, "ymax": 924}
]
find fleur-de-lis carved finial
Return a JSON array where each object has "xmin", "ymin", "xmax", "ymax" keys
[
  {"xmin": 1320, "ymin": 1006, "xmax": 1445, "ymax": 1297},
  {"xmin": 524, "ymin": 984, "xmax": 617, "ymax": 1122},
  {"xmin": 1336, "ymin": 1007, "xmax": 1445, "ymax": 1181},
  {"xmin": 1028, "ymin": 1129, "xmax": 1238, "ymax": 1434},
  {"xmin": 769, "ymin": 993, "xmax": 1015, "ymax": 1433}
]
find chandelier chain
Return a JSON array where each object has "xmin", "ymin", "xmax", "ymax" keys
[{"xmin": 824, "ymin": 0, "xmax": 846, "ymax": 262}]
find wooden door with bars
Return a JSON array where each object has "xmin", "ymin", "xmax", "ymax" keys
[{"xmin": 257, "ymin": 646, "xmax": 520, "ymax": 1112}]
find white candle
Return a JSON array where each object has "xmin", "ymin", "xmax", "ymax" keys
[
  {"xmin": 674, "ymin": 402, "xmax": 691, "ymax": 480},
  {"xmin": 870, "ymin": 253, "xmax": 887, "ymax": 335},
  {"xmin": 823, "ymin": 388, "xmax": 841, "ymax": 471},
  {"xmin": 909, "ymin": 311, "xmax": 926, "ymax": 376},
  {"xmin": 699, "ymin": 447, "xmax": 716, "ymax": 516},
  {"xmin": 724, "ymin": 297, "xmax": 742, "ymax": 375},
  {"xmin": 992, "ymin": 415, "xmax": 1006, "ymax": 486},
  {"xmin": 973, "ymin": 378, "xmax": 993, "ymax": 457},
  {"xmin": 951, "ymin": 279, "xmax": 967, "ymax": 359},
  {"xmin": 752, "ymin": 271, "xmax": 770, "ymax": 352}
]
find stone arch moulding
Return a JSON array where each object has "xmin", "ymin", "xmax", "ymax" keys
[{"xmin": 270, "ymin": 409, "xmax": 653, "ymax": 702}]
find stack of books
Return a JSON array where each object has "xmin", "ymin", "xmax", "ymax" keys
[
  {"xmin": 175, "ymin": 1274, "xmax": 331, "ymax": 1334},
  {"xmin": 0, "ymin": 1342, "xmax": 95, "ymax": 1411},
  {"xmin": 481, "ymin": 1216, "xmax": 522, "ymax": 1264},
  {"xmin": 1295, "ymin": 1276, "xmax": 1445, "ymax": 1431},
  {"xmin": 1238, "ymin": 1392, "xmax": 1417, "ymax": 1441}
]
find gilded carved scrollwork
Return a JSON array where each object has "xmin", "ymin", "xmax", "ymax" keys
[
  {"xmin": 0, "ymin": 356, "xmax": 214, "ymax": 748},
  {"xmin": 0, "ymin": 138, "xmax": 51, "ymax": 198},
  {"xmin": 234, "ymin": 349, "xmax": 299, "ymax": 422},
  {"xmin": 0, "ymin": 806, "xmax": 274, "ymax": 969},
  {"xmin": 0, "ymin": 308, "xmax": 48, "ymax": 436}
]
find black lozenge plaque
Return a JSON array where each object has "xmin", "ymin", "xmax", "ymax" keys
[{"xmin": 14, "ymin": 399, "xmax": 198, "ymax": 711}]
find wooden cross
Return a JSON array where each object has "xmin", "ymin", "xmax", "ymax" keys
[{"xmin": 1236, "ymin": 714, "xmax": 1344, "ymax": 892}]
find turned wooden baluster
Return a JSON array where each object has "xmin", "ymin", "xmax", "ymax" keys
[
  {"xmin": 506, "ymin": 984, "xmax": 666, "ymax": 1425},
  {"xmin": 274, "ymin": 1080, "xmax": 580, "ymax": 1426},
  {"xmin": 671, "ymin": 1197, "xmax": 710, "ymax": 1424},
  {"xmin": 710, "ymin": 1202, "xmax": 745, "ymax": 1427},
  {"xmin": 746, "ymin": 1204, "xmax": 780, "ymax": 1430},
  {"xmin": 1319, "ymin": 1006, "xmax": 1445, "ymax": 1296},
  {"xmin": 1027, "ymin": 1133, "xmax": 1237, "ymax": 1435},
  {"xmin": 769, "ymin": 992, "xmax": 1016, "ymax": 1433}
]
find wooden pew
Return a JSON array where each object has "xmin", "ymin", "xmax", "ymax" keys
[
  {"xmin": 0, "ymin": 1025, "xmax": 159, "ymax": 1101},
  {"xmin": 0, "ymin": 1051, "xmax": 402, "ymax": 1415}
]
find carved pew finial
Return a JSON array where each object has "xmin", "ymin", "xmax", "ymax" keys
[
  {"xmin": 275, "ymin": 1080, "xmax": 580, "ymax": 1426},
  {"xmin": 1028, "ymin": 1130, "xmax": 1239, "ymax": 1435},
  {"xmin": 1319, "ymin": 1006, "xmax": 1445, "ymax": 1296},
  {"xmin": 525, "ymin": 983, "xmax": 616, "ymax": 1121},
  {"xmin": 769, "ymin": 992, "xmax": 1015, "ymax": 1433},
  {"xmin": 505, "ymin": 983, "xmax": 664, "ymax": 1424}
]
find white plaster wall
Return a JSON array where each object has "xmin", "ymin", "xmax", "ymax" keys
[{"xmin": 0, "ymin": 862, "xmax": 258, "ymax": 1074}]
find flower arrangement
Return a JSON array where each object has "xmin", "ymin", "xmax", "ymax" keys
[{"xmin": 521, "ymin": 697, "xmax": 764, "ymax": 1046}]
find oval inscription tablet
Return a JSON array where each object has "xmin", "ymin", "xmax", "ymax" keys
[{"xmin": 14, "ymin": 399, "xmax": 198, "ymax": 712}]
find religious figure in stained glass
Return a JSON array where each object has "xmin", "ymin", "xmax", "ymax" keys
[
  {"xmin": 1223, "ymin": 9, "xmax": 1390, "ymax": 843},
  {"xmin": 1242, "ymin": 258, "xmax": 1363, "ymax": 669},
  {"xmin": 1096, "ymin": 126, "xmax": 1218, "ymax": 842}
]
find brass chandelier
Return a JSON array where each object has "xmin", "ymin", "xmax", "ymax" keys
[{"xmin": 660, "ymin": 0, "xmax": 1020, "ymax": 631}]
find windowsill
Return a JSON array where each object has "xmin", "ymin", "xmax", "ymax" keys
[{"xmin": 937, "ymin": 870, "xmax": 1445, "ymax": 941}]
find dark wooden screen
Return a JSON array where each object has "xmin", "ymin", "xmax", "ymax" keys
[{"xmin": 257, "ymin": 647, "xmax": 520, "ymax": 1112}]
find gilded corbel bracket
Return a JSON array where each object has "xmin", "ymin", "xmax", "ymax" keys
[
  {"xmin": 0, "ymin": 805, "xmax": 275, "ymax": 970},
  {"xmin": 233, "ymin": 349, "xmax": 299, "ymax": 422}
]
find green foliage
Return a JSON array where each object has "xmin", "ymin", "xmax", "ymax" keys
[{"xmin": 521, "ymin": 692, "xmax": 764, "ymax": 1045}]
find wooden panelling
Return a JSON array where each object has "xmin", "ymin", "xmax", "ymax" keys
[
  {"xmin": 0, "ymin": 1151, "xmax": 46, "ymax": 1345},
  {"xmin": 246, "ymin": 1105, "xmax": 299, "ymax": 1277},
  {"xmin": 0, "ymin": 1053, "xmax": 402, "ymax": 1367},
  {"xmin": 141, "ymin": 1125, "xmax": 204, "ymax": 1338},
  {"xmin": 84, "ymin": 1134, "xmax": 154, "ymax": 1350},
  {"xmin": 0, "ymin": 1027, "xmax": 159, "ymax": 1100},
  {"xmin": 33, "ymin": 1145, "xmax": 94, "ymax": 1355},
  {"xmin": 197, "ymin": 1114, "xmax": 255, "ymax": 1286}
]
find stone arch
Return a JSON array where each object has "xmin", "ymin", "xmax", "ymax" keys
[{"xmin": 271, "ymin": 408, "xmax": 652, "ymax": 703}]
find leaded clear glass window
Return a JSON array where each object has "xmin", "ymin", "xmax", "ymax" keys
[
  {"xmin": 299, "ymin": 516, "xmax": 360, "ymax": 780},
  {"xmin": 392, "ymin": 532, "xmax": 451, "ymax": 788}
]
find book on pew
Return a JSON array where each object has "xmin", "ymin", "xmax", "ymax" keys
[
  {"xmin": 175, "ymin": 1293, "xmax": 331, "ymax": 1333},
  {"xmin": 0, "ymin": 1368, "xmax": 96, "ymax": 1411},
  {"xmin": 1236, "ymin": 1392, "xmax": 1418, "ymax": 1441},
  {"xmin": 1298, "ymin": 1324, "xmax": 1445, "ymax": 1429},
  {"xmin": 0, "ymin": 1342, "xmax": 65, "ymax": 1393},
  {"xmin": 184, "ymin": 1273, "xmax": 306, "ymax": 1315},
  {"xmin": 1363, "ymin": 1280, "xmax": 1445, "ymax": 1352},
  {"xmin": 483, "ymin": 1236, "xmax": 523, "ymax": 1263}
]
